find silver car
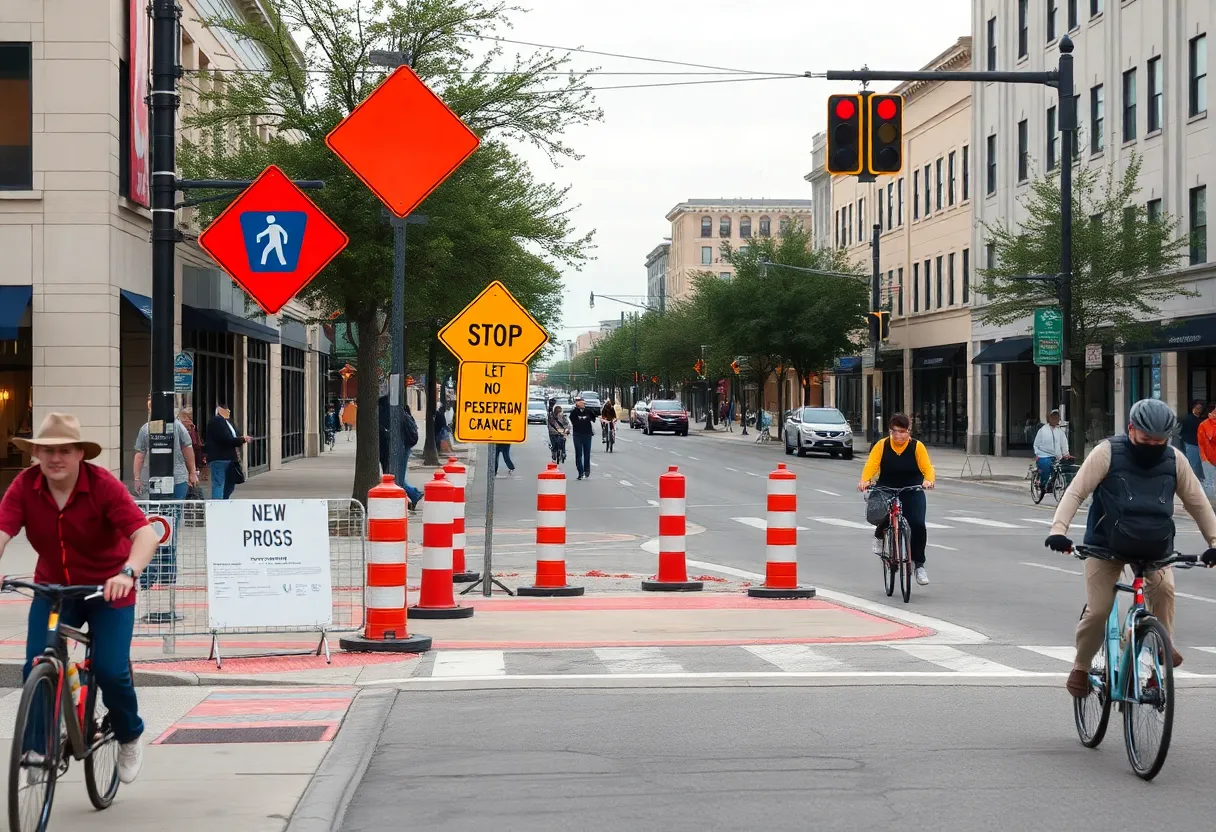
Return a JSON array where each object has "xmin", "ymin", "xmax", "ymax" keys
[{"xmin": 784, "ymin": 406, "xmax": 854, "ymax": 459}]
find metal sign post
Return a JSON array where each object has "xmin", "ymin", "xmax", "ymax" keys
[{"xmin": 460, "ymin": 450, "xmax": 514, "ymax": 597}]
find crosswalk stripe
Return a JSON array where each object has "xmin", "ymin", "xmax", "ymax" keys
[
  {"xmin": 923, "ymin": 522, "xmax": 953, "ymax": 529},
  {"xmin": 1020, "ymin": 646, "xmax": 1077, "ymax": 663},
  {"xmin": 731, "ymin": 517, "xmax": 807, "ymax": 531},
  {"xmin": 1020, "ymin": 518, "xmax": 1085, "ymax": 528},
  {"xmin": 432, "ymin": 650, "xmax": 505, "ymax": 677},
  {"xmin": 890, "ymin": 644, "xmax": 1021, "ymax": 674},
  {"xmin": 593, "ymin": 647, "xmax": 683, "ymax": 673},
  {"xmin": 810, "ymin": 517, "xmax": 873, "ymax": 530},
  {"xmin": 744, "ymin": 644, "xmax": 847, "ymax": 671},
  {"xmin": 946, "ymin": 517, "xmax": 1025, "ymax": 529},
  {"xmin": 1192, "ymin": 647, "xmax": 1216, "ymax": 655},
  {"xmin": 814, "ymin": 489, "xmax": 842, "ymax": 497},
  {"xmin": 619, "ymin": 480, "xmax": 633, "ymax": 487}
]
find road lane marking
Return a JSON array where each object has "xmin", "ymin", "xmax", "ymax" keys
[
  {"xmin": 731, "ymin": 517, "xmax": 807, "ymax": 531},
  {"xmin": 724, "ymin": 467, "xmax": 739, "ymax": 473},
  {"xmin": 591, "ymin": 462, "xmax": 600, "ymax": 467},
  {"xmin": 1021, "ymin": 646, "xmax": 1077, "ymax": 663},
  {"xmin": 1020, "ymin": 561, "xmax": 1083, "ymax": 576},
  {"xmin": 670, "ymin": 452, "xmax": 684, "ymax": 457},
  {"xmin": 684, "ymin": 559, "xmax": 989, "ymax": 644},
  {"xmin": 593, "ymin": 647, "xmax": 683, "ymax": 673},
  {"xmin": 890, "ymin": 644, "xmax": 1020, "ymax": 674},
  {"xmin": 927, "ymin": 543, "xmax": 958, "ymax": 551},
  {"xmin": 1176, "ymin": 591, "xmax": 1216, "ymax": 605},
  {"xmin": 373, "ymin": 670, "xmax": 1077, "ymax": 686},
  {"xmin": 744, "ymin": 644, "xmax": 846, "ymax": 672},
  {"xmin": 923, "ymin": 522, "xmax": 953, "ymax": 529},
  {"xmin": 946, "ymin": 517, "xmax": 1024, "ymax": 529},
  {"xmin": 810, "ymin": 517, "xmax": 872, "ymax": 530},
  {"xmin": 814, "ymin": 489, "xmax": 842, "ymax": 497},
  {"xmin": 432, "ymin": 650, "xmax": 505, "ymax": 677},
  {"xmin": 745, "ymin": 471, "xmax": 759, "ymax": 477},
  {"xmin": 687, "ymin": 456, "xmax": 700, "ymax": 461},
  {"xmin": 647, "ymin": 499, "xmax": 659, "ymax": 507},
  {"xmin": 619, "ymin": 480, "xmax": 633, "ymax": 487},
  {"xmin": 1020, "ymin": 518, "xmax": 1085, "ymax": 528}
]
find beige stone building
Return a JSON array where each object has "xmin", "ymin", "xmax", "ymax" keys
[
  {"xmin": 663, "ymin": 199, "xmax": 814, "ymax": 303},
  {"xmin": 823, "ymin": 38, "xmax": 975, "ymax": 447},
  {"xmin": 0, "ymin": 0, "xmax": 332, "ymax": 495}
]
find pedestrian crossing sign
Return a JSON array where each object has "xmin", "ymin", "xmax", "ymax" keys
[{"xmin": 239, "ymin": 211, "xmax": 307, "ymax": 272}]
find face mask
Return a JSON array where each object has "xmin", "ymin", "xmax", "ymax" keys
[{"xmin": 1127, "ymin": 439, "xmax": 1168, "ymax": 467}]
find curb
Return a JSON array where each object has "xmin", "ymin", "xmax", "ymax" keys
[
  {"xmin": 0, "ymin": 660, "xmax": 343, "ymax": 688},
  {"xmin": 285, "ymin": 687, "xmax": 395, "ymax": 832}
]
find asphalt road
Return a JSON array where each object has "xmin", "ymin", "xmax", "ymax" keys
[{"xmin": 341, "ymin": 687, "xmax": 1216, "ymax": 832}]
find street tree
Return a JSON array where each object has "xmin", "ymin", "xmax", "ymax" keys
[
  {"xmin": 178, "ymin": 0, "xmax": 599, "ymax": 497},
  {"xmin": 977, "ymin": 153, "xmax": 1193, "ymax": 455}
]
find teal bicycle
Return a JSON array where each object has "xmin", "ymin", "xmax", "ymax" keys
[{"xmin": 1071, "ymin": 545, "xmax": 1199, "ymax": 780}]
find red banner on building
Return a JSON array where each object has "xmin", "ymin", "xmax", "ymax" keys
[{"xmin": 128, "ymin": 0, "xmax": 150, "ymax": 206}]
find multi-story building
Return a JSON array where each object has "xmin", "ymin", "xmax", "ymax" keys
[
  {"xmin": 572, "ymin": 330, "xmax": 604, "ymax": 357},
  {"xmin": 824, "ymin": 38, "xmax": 975, "ymax": 447},
  {"xmin": 664, "ymin": 199, "xmax": 814, "ymax": 303},
  {"xmin": 645, "ymin": 241, "xmax": 670, "ymax": 312},
  {"xmin": 970, "ymin": 0, "xmax": 1214, "ymax": 454},
  {"xmin": 807, "ymin": 133, "xmax": 833, "ymax": 251},
  {"xmin": 0, "ymin": 0, "xmax": 333, "ymax": 495}
]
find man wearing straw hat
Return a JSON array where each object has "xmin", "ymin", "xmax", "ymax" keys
[{"xmin": 0, "ymin": 413, "xmax": 158, "ymax": 785}]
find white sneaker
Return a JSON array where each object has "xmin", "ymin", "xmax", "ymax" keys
[
  {"xmin": 117, "ymin": 739, "xmax": 143, "ymax": 784},
  {"xmin": 871, "ymin": 538, "xmax": 884, "ymax": 557},
  {"xmin": 915, "ymin": 566, "xmax": 930, "ymax": 586}
]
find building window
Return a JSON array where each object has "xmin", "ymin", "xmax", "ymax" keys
[
  {"xmin": 846, "ymin": 206, "xmax": 851, "ymax": 245},
  {"xmin": 1122, "ymin": 68, "xmax": 1137, "ymax": 142},
  {"xmin": 935, "ymin": 158, "xmax": 943, "ymax": 210},
  {"xmin": 1091, "ymin": 84, "xmax": 1104, "ymax": 153},
  {"xmin": 962, "ymin": 145, "xmax": 970, "ymax": 200},
  {"xmin": 948, "ymin": 151, "xmax": 957, "ymax": 205},
  {"xmin": 887, "ymin": 270, "xmax": 894, "ymax": 312},
  {"xmin": 887, "ymin": 183, "xmax": 894, "ymax": 229},
  {"xmin": 986, "ymin": 243, "xmax": 995, "ymax": 271},
  {"xmin": 1147, "ymin": 198, "xmax": 1162, "ymax": 224},
  {"xmin": 740, "ymin": 216, "xmax": 751, "ymax": 237},
  {"xmin": 897, "ymin": 268, "xmax": 904, "ymax": 316},
  {"xmin": 1148, "ymin": 56, "xmax": 1163, "ymax": 132},
  {"xmin": 1047, "ymin": 0, "xmax": 1058, "ymax": 41},
  {"xmin": 700, "ymin": 216, "xmax": 712, "ymax": 237},
  {"xmin": 281, "ymin": 346, "xmax": 306, "ymax": 462},
  {"xmin": 935, "ymin": 256, "xmax": 943, "ymax": 310},
  {"xmin": 948, "ymin": 253, "xmax": 956, "ymax": 305},
  {"xmin": 987, "ymin": 17, "xmax": 997, "ymax": 71},
  {"xmin": 858, "ymin": 200, "xmax": 865, "ymax": 240},
  {"xmin": 701, "ymin": 246, "xmax": 712, "ymax": 265},
  {"xmin": 1071, "ymin": 94, "xmax": 1081, "ymax": 159},
  {"xmin": 759, "ymin": 215, "xmax": 771, "ymax": 237},
  {"xmin": 897, "ymin": 178, "xmax": 904, "ymax": 224},
  {"xmin": 1189, "ymin": 34, "xmax": 1207, "ymax": 117},
  {"xmin": 246, "ymin": 339, "xmax": 271, "ymax": 474},
  {"xmin": 923, "ymin": 164, "xmax": 931, "ymax": 215},
  {"xmin": 1046, "ymin": 105, "xmax": 1059, "ymax": 169},
  {"xmin": 962, "ymin": 248, "xmax": 970, "ymax": 303},
  {"xmin": 986, "ymin": 134, "xmax": 997, "ymax": 195},
  {"xmin": 739, "ymin": 245, "xmax": 749, "ymax": 257},
  {"xmin": 0, "ymin": 43, "xmax": 33, "ymax": 189},
  {"xmin": 912, "ymin": 262, "xmax": 919, "ymax": 312},
  {"xmin": 1018, "ymin": 0, "xmax": 1028, "ymax": 59},
  {"xmin": 719, "ymin": 216, "xmax": 731, "ymax": 237},
  {"xmin": 118, "ymin": 58, "xmax": 130, "ymax": 199},
  {"xmin": 923, "ymin": 259, "xmax": 932, "ymax": 310},
  {"xmin": 913, "ymin": 170, "xmax": 920, "ymax": 220},
  {"xmin": 1190, "ymin": 185, "xmax": 1207, "ymax": 265},
  {"xmin": 1067, "ymin": 0, "xmax": 1078, "ymax": 30},
  {"xmin": 720, "ymin": 272, "xmax": 731, "ymax": 280},
  {"xmin": 1017, "ymin": 119, "xmax": 1029, "ymax": 181},
  {"xmin": 779, "ymin": 216, "xmax": 790, "ymax": 235},
  {"xmin": 833, "ymin": 211, "xmax": 838, "ymax": 248},
  {"xmin": 1090, "ymin": 0, "xmax": 1102, "ymax": 16}
]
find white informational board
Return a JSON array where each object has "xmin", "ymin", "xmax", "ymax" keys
[{"xmin": 205, "ymin": 499, "xmax": 333, "ymax": 630}]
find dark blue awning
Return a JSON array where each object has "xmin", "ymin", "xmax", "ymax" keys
[
  {"xmin": 183, "ymin": 305, "xmax": 280, "ymax": 342},
  {"xmin": 1121, "ymin": 314, "xmax": 1216, "ymax": 353},
  {"xmin": 120, "ymin": 290, "xmax": 152, "ymax": 323},
  {"xmin": 0, "ymin": 286, "xmax": 32, "ymax": 339},
  {"xmin": 972, "ymin": 336, "xmax": 1033, "ymax": 365}
]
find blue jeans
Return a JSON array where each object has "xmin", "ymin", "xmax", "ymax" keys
[
  {"xmin": 1036, "ymin": 456, "xmax": 1055, "ymax": 489},
  {"xmin": 494, "ymin": 444, "xmax": 515, "ymax": 473},
  {"xmin": 209, "ymin": 460, "xmax": 237, "ymax": 499},
  {"xmin": 400, "ymin": 448, "xmax": 423, "ymax": 505},
  {"xmin": 573, "ymin": 433, "xmax": 593, "ymax": 477},
  {"xmin": 1184, "ymin": 443, "xmax": 1205, "ymax": 481},
  {"xmin": 23, "ymin": 597, "xmax": 144, "ymax": 747}
]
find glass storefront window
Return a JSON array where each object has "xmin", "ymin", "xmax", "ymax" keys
[
  {"xmin": 835, "ymin": 373, "xmax": 862, "ymax": 430},
  {"xmin": 0, "ymin": 330, "xmax": 33, "ymax": 495},
  {"xmin": 1005, "ymin": 363, "xmax": 1041, "ymax": 451},
  {"xmin": 281, "ymin": 346, "xmax": 306, "ymax": 461},
  {"xmin": 247, "ymin": 339, "xmax": 270, "ymax": 473}
]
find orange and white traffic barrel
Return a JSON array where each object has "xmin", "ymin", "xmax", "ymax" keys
[
  {"xmin": 519, "ymin": 463, "xmax": 584, "ymax": 597},
  {"xmin": 444, "ymin": 457, "xmax": 480, "ymax": 583},
  {"xmin": 748, "ymin": 463, "xmax": 815, "ymax": 598},
  {"xmin": 408, "ymin": 472, "xmax": 474, "ymax": 619},
  {"xmin": 641, "ymin": 466, "xmax": 703, "ymax": 592},
  {"xmin": 339, "ymin": 475, "xmax": 432, "ymax": 653}
]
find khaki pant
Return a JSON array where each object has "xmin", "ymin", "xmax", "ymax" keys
[{"xmin": 1074, "ymin": 557, "xmax": 1175, "ymax": 670}]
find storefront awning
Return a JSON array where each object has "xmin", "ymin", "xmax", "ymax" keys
[
  {"xmin": 913, "ymin": 344, "xmax": 964, "ymax": 369},
  {"xmin": 971, "ymin": 336, "xmax": 1033, "ymax": 365},
  {"xmin": 1120, "ymin": 314, "xmax": 1216, "ymax": 353},
  {"xmin": 0, "ymin": 286, "xmax": 32, "ymax": 339},
  {"xmin": 120, "ymin": 290, "xmax": 152, "ymax": 324},
  {"xmin": 279, "ymin": 317, "xmax": 309, "ymax": 351},
  {"xmin": 183, "ymin": 305, "xmax": 280, "ymax": 342}
]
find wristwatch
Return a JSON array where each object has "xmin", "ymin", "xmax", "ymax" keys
[{"xmin": 120, "ymin": 566, "xmax": 137, "ymax": 580}]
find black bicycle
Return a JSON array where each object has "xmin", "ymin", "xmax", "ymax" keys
[
  {"xmin": 550, "ymin": 434, "xmax": 567, "ymax": 464},
  {"xmin": 4, "ymin": 578, "xmax": 121, "ymax": 832},
  {"xmin": 601, "ymin": 420, "xmax": 615, "ymax": 453},
  {"xmin": 1030, "ymin": 456, "xmax": 1075, "ymax": 504}
]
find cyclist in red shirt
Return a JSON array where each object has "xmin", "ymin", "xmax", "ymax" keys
[{"xmin": 0, "ymin": 413, "xmax": 158, "ymax": 784}]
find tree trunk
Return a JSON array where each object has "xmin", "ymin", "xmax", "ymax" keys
[
  {"xmin": 803, "ymin": 373, "xmax": 812, "ymax": 406},
  {"xmin": 424, "ymin": 327, "xmax": 440, "ymax": 466},
  {"xmin": 1070, "ymin": 371, "xmax": 1088, "ymax": 460},
  {"xmin": 351, "ymin": 304, "xmax": 382, "ymax": 506},
  {"xmin": 775, "ymin": 371, "xmax": 783, "ymax": 440}
]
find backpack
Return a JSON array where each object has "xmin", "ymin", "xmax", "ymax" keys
[
  {"xmin": 402, "ymin": 413, "xmax": 419, "ymax": 449},
  {"xmin": 1092, "ymin": 437, "xmax": 1177, "ymax": 561}
]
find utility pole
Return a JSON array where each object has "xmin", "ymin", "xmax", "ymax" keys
[{"xmin": 870, "ymin": 222, "xmax": 881, "ymax": 441}]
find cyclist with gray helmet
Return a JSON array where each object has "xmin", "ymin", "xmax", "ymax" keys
[{"xmin": 1044, "ymin": 398, "xmax": 1216, "ymax": 698}]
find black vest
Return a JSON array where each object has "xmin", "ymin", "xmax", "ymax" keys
[
  {"xmin": 877, "ymin": 437, "xmax": 924, "ymax": 488},
  {"xmin": 1090, "ymin": 436, "xmax": 1177, "ymax": 560}
]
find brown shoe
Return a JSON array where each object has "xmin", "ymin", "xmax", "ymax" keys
[
  {"xmin": 1066, "ymin": 668, "xmax": 1091, "ymax": 698},
  {"xmin": 1173, "ymin": 650, "xmax": 1183, "ymax": 668}
]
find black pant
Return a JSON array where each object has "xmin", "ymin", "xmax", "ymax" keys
[
  {"xmin": 573, "ymin": 433, "xmax": 593, "ymax": 477},
  {"xmin": 874, "ymin": 488, "xmax": 928, "ymax": 565},
  {"xmin": 494, "ymin": 444, "xmax": 515, "ymax": 472}
]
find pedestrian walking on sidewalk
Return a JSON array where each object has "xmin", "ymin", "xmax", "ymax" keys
[
  {"xmin": 206, "ymin": 403, "xmax": 250, "ymax": 500},
  {"xmin": 133, "ymin": 396, "xmax": 198, "ymax": 499},
  {"xmin": 1182, "ymin": 400, "xmax": 1206, "ymax": 483},
  {"xmin": 494, "ymin": 443, "xmax": 516, "ymax": 476},
  {"xmin": 1199, "ymin": 404, "xmax": 1216, "ymax": 501},
  {"xmin": 341, "ymin": 400, "xmax": 357, "ymax": 439},
  {"xmin": 569, "ymin": 395, "xmax": 596, "ymax": 480},
  {"xmin": 434, "ymin": 406, "xmax": 452, "ymax": 454},
  {"xmin": 401, "ymin": 404, "xmax": 424, "ymax": 510}
]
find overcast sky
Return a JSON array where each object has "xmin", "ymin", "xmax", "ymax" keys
[{"xmin": 492, "ymin": 1, "xmax": 972, "ymax": 344}]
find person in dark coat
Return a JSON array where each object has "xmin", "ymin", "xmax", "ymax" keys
[{"xmin": 205, "ymin": 402, "xmax": 249, "ymax": 499}]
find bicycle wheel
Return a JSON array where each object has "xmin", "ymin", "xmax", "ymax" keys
[
  {"xmin": 1030, "ymin": 473, "xmax": 1045, "ymax": 504},
  {"xmin": 1123, "ymin": 618, "xmax": 1175, "ymax": 780},
  {"xmin": 898, "ymin": 520, "xmax": 913, "ymax": 603},
  {"xmin": 1073, "ymin": 607, "xmax": 1112, "ymax": 748},
  {"xmin": 8, "ymin": 662, "xmax": 60, "ymax": 832},
  {"xmin": 82, "ymin": 671, "xmax": 120, "ymax": 809},
  {"xmin": 881, "ymin": 528, "xmax": 896, "ymax": 597},
  {"xmin": 1052, "ymin": 473, "xmax": 1069, "ymax": 504}
]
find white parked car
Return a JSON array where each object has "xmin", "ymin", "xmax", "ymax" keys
[
  {"xmin": 527, "ymin": 400, "xmax": 548, "ymax": 424},
  {"xmin": 784, "ymin": 407, "xmax": 854, "ymax": 459}
]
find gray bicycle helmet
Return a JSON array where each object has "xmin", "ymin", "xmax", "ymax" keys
[{"xmin": 1127, "ymin": 398, "xmax": 1177, "ymax": 439}]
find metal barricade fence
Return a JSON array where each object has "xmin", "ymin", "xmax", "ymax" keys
[{"xmin": 132, "ymin": 499, "xmax": 366, "ymax": 663}]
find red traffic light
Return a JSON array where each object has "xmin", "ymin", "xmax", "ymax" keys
[
  {"xmin": 876, "ymin": 98, "xmax": 897, "ymax": 120},
  {"xmin": 834, "ymin": 98, "xmax": 856, "ymax": 120},
  {"xmin": 826, "ymin": 94, "xmax": 864, "ymax": 176}
]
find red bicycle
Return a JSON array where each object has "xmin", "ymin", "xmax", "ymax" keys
[{"xmin": 868, "ymin": 485, "xmax": 922, "ymax": 603}]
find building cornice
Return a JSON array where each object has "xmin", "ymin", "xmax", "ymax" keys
[
  {"xmin": 665, "ymin": 202, "xmax": 815, "ymax": 221},
  {"xmin": 890, "ymin": 37, "xmax": 972, "ymax": 103}
]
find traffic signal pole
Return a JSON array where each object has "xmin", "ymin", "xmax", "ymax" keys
[{"xmin": 870, "ymin": 222, "xmax": 881, "ymax": 440}]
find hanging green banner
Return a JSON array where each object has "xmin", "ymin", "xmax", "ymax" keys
[{"xmin": 1033, "ymin": 306, "xmax": 1063, "ymax": 366}]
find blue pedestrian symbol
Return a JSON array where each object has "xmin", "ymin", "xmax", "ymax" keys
[{"xmin": 239, "ymin": 211, "xmax": 307, "ymax": 272}]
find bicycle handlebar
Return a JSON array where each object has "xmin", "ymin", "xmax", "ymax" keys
[
  {"xmin": 1071, "ymin": 546, "xmax": 1201, "ymax": 570},
  {"xmin": 866, "ymin": 485, "xmax": 924, "ymax": 494},
  {"xmin": 1, "ymin": 578, "xmax": 104, "ymax": 600}
]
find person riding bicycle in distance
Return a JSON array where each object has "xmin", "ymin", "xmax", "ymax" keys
[
  {"xmin": 548, "ymin": 404, "xmax": 571, "ymax": 461},
  {"xmin": 857, "ymin": 412, "xmax": 936, "ymax": 586},
  {"xmin": 1044, "ymin": 398, "xmax": 1216, "ymax": 698},
  {"xmin": 0, "ymin": 412, "xmax": 158, "ymax": 784},
  {"xmin": 1033, "ymin": 409, "xmax": 1072, "ymax": 492},
  {"xmin": 600, "ymin": 399, "xmax": 617, "ymax": 439}
]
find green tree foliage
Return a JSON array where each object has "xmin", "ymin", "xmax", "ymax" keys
[{"xmin": 178, "ymin": 0, "xmax": 599, "ymax": 495}]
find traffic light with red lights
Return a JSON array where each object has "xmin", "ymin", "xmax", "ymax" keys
[
  {"xmin": 825, "ymin": 94, "xmax": 864, "ymax": 175},
  {"xmin": 866, "ymin": 94, "xmax": 904, "ymax": 174}
]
